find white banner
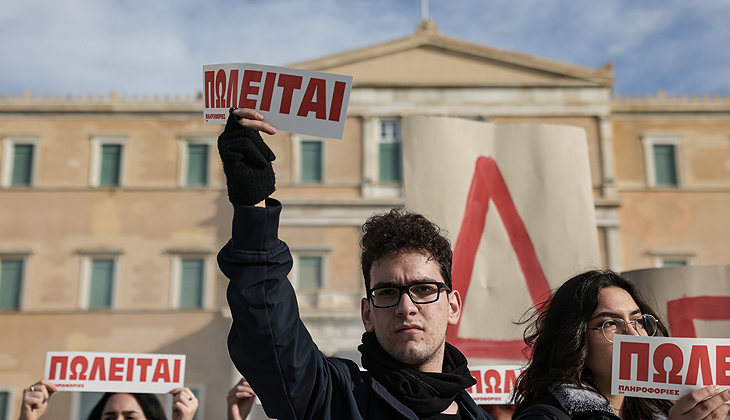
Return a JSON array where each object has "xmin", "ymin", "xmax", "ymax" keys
[
  {"xmin": 203, "ymin": 63, "xmax": 353, "ymax": 139},
  {"xmin": 467, "ymin": 365, "xmax": 523, "ymax": 404},
  {"xmin": 44, "ymin": 351, "xmax": 186, "ymax": 393},
  {"xmin": 403, "ymin": 116, "xmax": 600, "ymax": 363},
  {"xmin": 612, "ymin": 335, "xmax": 730, "ymax": 400}
]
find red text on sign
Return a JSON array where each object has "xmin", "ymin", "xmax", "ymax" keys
[
  {"xmin": 204, "ymin": 69, "xmax": 346, "ymax": 122},
  {"xmin": 619, "ymin": 342, "xmax": 730, "ymax": 386},
  {"xmin": 468, "ymin": 368, "xmax": 519, "ymax": 395},
  {"xmin": 49, "ymin": 356, "xmax": 182, "ymax": 383}
]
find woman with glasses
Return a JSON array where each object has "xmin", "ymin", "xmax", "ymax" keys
[{"xmin": 513, "ymin": 269, "xmax": 730, "ymax": 420}]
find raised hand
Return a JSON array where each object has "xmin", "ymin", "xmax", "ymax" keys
[
  {"xmin": 218, "ymin": 108, "xmax": 278, "ymax": 206},
  {"xmin": 227, "ymin": 377, "xmax": 256, "ymax": 420},
  {"xmin": 18, "ymin": 381, "xmax": 56, "ymax": 420},
  {"xmin": 668, "ymin": 385, "xmax": 730, "ymax": 420}
]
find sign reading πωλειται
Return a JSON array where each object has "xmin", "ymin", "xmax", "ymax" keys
[
  {"xmin": 45, "ymin": 351, "xmax": 186, "ymax": 393},
  {"xmin": 203, "ymin": 63, "xmax": 353, "ymax": 140}
]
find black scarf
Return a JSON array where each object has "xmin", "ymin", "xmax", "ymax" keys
[{"xmin": 358, "ymin": 332, "xmax": 476, "ymax": 417}]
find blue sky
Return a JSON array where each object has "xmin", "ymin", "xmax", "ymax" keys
[{"xmin": 1, "ymin": 0, "xmax": 728, "ymax": 98}]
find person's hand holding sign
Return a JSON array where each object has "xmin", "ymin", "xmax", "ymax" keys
[
  {"xmin": 227, "ymin": 377, "xmax": 256, "ymax": 420},
  {"xmin": 18, "ymin": 381, "xmax": 56, "ymax": 420},
  {"xmin": 170, "ymin": 387, "xmax": 198, "ymax": 420},
  {"xmin": 668, "ymin": 385, "xmax": 730, "ymax": 420},
  {"xmin": 218, "ymin": 108, "xmax": 278, "ymax": 208}
]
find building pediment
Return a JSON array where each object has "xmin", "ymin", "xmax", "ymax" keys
[{"xmin": 293, "ymin": 20, "xmax": 613, "ymax": 88}]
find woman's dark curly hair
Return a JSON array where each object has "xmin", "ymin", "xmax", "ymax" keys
[
  {"xmin": 87, "ymin": 393, "xmax": 167, "ymax": 420},
  {"xmin": 513, "ymin": 269, "xmax": 672, "ymax": 420},
  {"xmin": 360, "ymin": 208, "xmax": 452, "ymax": 290}
]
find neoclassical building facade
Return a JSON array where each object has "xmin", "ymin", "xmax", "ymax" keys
[{"xmin": 1, "ymin": 21, "xmax": 728, "ymax": 420}]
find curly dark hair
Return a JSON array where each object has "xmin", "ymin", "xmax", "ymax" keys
[
  {"xmin": 87, "ymin": 393, "xmax": 167, "ymax": 420},
  {"xmin": 513, "ymin": 269, "xmax": 672, "ymax": 420},
  {"xmin": 360, "ymin": 208, "xmax": 452, "ymax": 290}
]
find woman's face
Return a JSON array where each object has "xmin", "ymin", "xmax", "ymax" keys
[
  {"xmin": 101, "ymin": 393, "xmax": 147, "ymax": 420},
  {"xmin": 585, "ymin": 286, "xmax": 643, "ymax": 391}
]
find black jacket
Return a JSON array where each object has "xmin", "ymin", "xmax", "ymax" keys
[
  {"xmin": 515, "ymin": 394, "xmax": 617, "ymax": 420},
  {"xmin": 218, "ymin": 200, "xmax": 494, "ymax": 420},
  {"xmin": 515, "ymin": 383, "xmax": 667, "ymax": 420}
]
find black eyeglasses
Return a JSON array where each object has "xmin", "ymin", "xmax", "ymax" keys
[
  {"xmin": 588, "ymin": 314, "xmax": 659, "ymax": 343},
  {"xmin": 367, "ymin": 282, "xmax": 451, "ymax": 308}
]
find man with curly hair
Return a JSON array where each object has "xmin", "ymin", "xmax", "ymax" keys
[{"xmin": 217, "ymin": 108, "xmax": 493, "ymax": 420}]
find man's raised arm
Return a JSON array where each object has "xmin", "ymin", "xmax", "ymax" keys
[{"xmin": 216, "ymin": 109, "xmax": 347, "ymax": 420}]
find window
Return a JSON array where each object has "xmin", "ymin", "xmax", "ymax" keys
[
  {"xmin": 89, "ymin": 259, "xmax": 115, "ymax": 309},
  {"xmin": 379, "ymin": 119, "xmax": 402, "ymax": 183},
  {"xmin": 0, "ymin": 259, "xmax": 24, "ymax": 310},
  {"xmin": 301, "ymin": 140, "xmax": 323, "ymax": 183},
  {"xmin": 642, "ymin": 135, "xmax": 680, "ymax": 187},
  {"xmin": 0, "ymin": 390, "xmax": 9, "ymax": 420},
  {"xmin": 187, "ymin": 144, "xmax": 209, "ymax": 186},
  {"xmin": 11, "ymin": 144, "xmax": 34, "ymax": 186},
  {"xmin": 292, "ymin": 253, "xmax": 326, "ymax": 291},
  {"xmin": 179, "ymin": 137, "xmax": 214, "ymax": 187},
  {"xmin": 661, "ymin": 259, "xmax": 688, "ymax": 267},
  {"xmin": 653, "ymin": 145, "xmax": 678, "ymax": 186},
  {"xmin": 170, "ymin": 254, "xmax": 209, "ymax": 309},
  {"xmin": 298, "ymin": 256, "xmax": 323, "ymax": 290},
  {"xmin": 79, "ymin": 253, "xmax": 120, "ymax": 310},
  {"xmin": 1, "ymin": 137, "xmax": 40, "ymax": 188},
  {"xmin": 179, "ymin": 258, "xmax": 204, "ymax": 309},
  {"xmin": 90, "ymin": 136, "xmax": 127, "ymax": 187},
  {"xmin": 100, "ymin": 145, "xmax": 122, "ymax": 186},
  {"xmin": 650, "ymin": 250, "xmax": 694, "ymax": 268}
]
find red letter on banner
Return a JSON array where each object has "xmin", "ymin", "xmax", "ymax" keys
[
  {"xmin": 215, "ymin": 70, "xmax": 227, "ymax": 108},
  {"xmin": 653, "ymin": 343, "xmax": 684, "ymax": 384},
  {"xmin": 204, "ymin": 71, "xmax": 215, "ymax": 108},
  {"xmin": 686, "ymin": 345, "xmax": 713, "ymax": 386},
  {"xmin": 447, "ymin": 157, "xmax": 551, "ymax": 359},
  {"xmin": 69, "ymin": 356, "xmax": 89, "ymax": 380},
  {"xmin": 239, "ymin": 70, "xmax": 262, "ymax": 109},
  {"xmin": 484, "ymin": 370, "xmax": 502, "ymax": 393},
  {"xmin": 89, "ymin": 357, "xmax": 106, "ymax": 381},
  {"xmin": 328, "ymin": 81, "xmax": 346, "ymax": 122},
  {"xmin": 152, "ymin": 359, "xmax": 171, "ymax": 382},
  {"xmin": 226, "ymin": 70, "xmax": 239, "ymax": 110},
  {"xmin": 717, "ymin": 346, "xmax": 730, "ymax": 385},
  {"xmin": 297, "ymin": 78, "xmax": 326, "ymax": 119},
  {"xmin": 173, "ymin": 359, "xmax": 181, "ymax": 383},
  {"xmin": 619, "ymin": 341, "xmax": 650, "ymax": 381},
  {"xmin": 504, "ymin": 369, "xmax": 518, "ymax": 394},
  {"xmin": 137, "ymin": 358, "xmax": 153, "ymax": 382},
  {"xmin": 49, "ymin": 356, "xmax": 68, "ymax": 380},
  {"xmin": 109, "ymin": 357, "xmax": 124, "ymax": 381},
  {"xmin": 259, "ymin": 72, "xmax": 277, "ymax": 112},
  {"xmin": 126, "ymin": 358, "xmax": 135, "ymax": 382},
  {"xmin": 277, "ymin": 74, "xmax": 303, "ymax": 115}
]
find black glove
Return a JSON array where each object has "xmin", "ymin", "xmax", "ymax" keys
[{"xmin": 217, "ymin": 108, "xmax": 276, "ymax": 205}]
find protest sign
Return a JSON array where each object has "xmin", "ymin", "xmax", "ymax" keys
[
  {"xmin": 622, "ymin": 265, "xmax": 730, "ymax": 339},
  {"xmin": 203, "ymin": 63, "xmax": 353, "ymax": 139},
  {"xmin": 402, "ymin": 116, "xmax": 600, "ymax": 362},
  {"xmin": 45, "ymin": 351, "xmax": 185, "ymax": 393},
  {"xmin": 612, "ymin": 335, "xmax": 730, "ymax": 400},
  {"xmin": 467, "ymin": 365, "xmax": 523, "ymax": 404}
]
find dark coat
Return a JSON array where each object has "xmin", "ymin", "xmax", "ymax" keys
[
  {"xmin": 515, "ymin": 393, "xmax": 619, "ymax": 420},
  {"xmin": 515, "ymin": 383, "xmax": 668, "ymax": 420},
  {"xmin": 218, "ymin": 200, "xmax": 494, "ymax": 420}
]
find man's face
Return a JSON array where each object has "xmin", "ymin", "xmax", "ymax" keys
[{"xmin": 360, "ymin": 252, "xmax": 461, "ymax": 373}]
